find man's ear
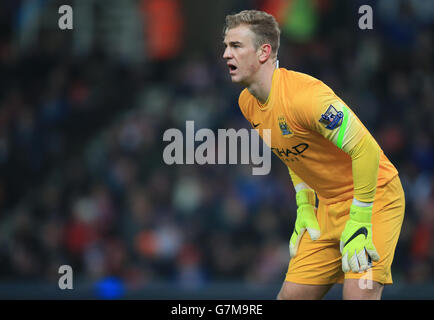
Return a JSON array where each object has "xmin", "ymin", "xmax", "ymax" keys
[{"xmin": 258, "ymin": 44, "xmax": 272, "ymax": 63}]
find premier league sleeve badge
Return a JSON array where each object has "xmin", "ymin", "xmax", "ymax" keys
[{"xmin": 319, "ymin": 105, "xmax": 344, "ymax": 130}]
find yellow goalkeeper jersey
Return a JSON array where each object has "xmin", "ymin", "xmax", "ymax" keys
[{"xmin": 238, "ymin": 68, "xmax": 398, "ymax": 203}]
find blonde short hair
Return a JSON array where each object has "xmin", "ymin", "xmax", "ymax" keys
[{"xmin": 224, "ymin": 10, "xmax": 280, "ymax": 58}]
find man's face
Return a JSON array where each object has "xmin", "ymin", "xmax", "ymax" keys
[{"xmin": 223, "ymin": 25, "xmax": 260, "ymax": 85}]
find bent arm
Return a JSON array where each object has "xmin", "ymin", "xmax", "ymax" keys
[
  {"xmin": 347, "ymin": 133, "xmax": 380, "ymax": 204},
  {"xmin": 288, "ymin": 167, "xmax": 316, "ymax": 206}
]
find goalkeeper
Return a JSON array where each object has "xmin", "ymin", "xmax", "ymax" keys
[{"xmin": 223, "ymin": 10, "xmax": 405, "ymax": 300}]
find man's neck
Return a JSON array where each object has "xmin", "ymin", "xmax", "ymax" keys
[{"xmin": 247, "ymin": 61, "xmax": 276, "ymax": 104}]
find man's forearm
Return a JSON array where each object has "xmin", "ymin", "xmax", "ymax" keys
[
  {"xmin": 347, "ymin": 134, "xmax": 380, "ymax": 203},
  {"xmin": 288, "ymin": 167, "xmax": 314, "ymax": 192}
]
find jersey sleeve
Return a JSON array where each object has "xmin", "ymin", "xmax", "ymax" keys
[
  {"xmin": 304, "ymin": 81, "xmax": 367, "ymax": 153},
  {"xmin": 347, "ymin": 133, "xmax": 380, "ymax": 202},
  {"xmin": 293, "ymin": 80, "xmax": 380, "ymax": 203},
  {"xmin": 288, "ymin": 167, "xmax": 314, "ymax": 192}
]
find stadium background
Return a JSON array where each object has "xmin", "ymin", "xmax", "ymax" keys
[{"xmin": 0, "ymin": 0, "xmax": 432, "ymax": 299}]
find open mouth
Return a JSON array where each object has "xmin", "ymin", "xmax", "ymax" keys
[{"xmin": 228, "ymin": 63, "xmax": 237, "ymax": 73}]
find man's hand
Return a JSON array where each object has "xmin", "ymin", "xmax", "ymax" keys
[
  {"xmin": 289, "ymin": 189, "xmax": 320, "ymax": 258},
  {"xmin": 340, "ymin": 204, "xmax": 380, "ymax": 273}
]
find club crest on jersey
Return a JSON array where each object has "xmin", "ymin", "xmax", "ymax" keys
[
  {"xmin": 319, "ymin": 105, "xmax": 344, "ymax": 129},
  {"xmin": 278, "ymin": 116, "xmax": 292, "ymax": 137}
]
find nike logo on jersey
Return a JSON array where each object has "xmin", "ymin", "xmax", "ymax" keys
[
  {"xmin": 252, "ymin": 122, "xmax": 261, "ymax": 128},
  {"xmin": 344, "ymin": 227, "xmax": 368, "ymax": 247}
]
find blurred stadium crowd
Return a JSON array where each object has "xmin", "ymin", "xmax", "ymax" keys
[{"xmin": 0, "ymin": 0, "xmax": 432, "ymax": 296}]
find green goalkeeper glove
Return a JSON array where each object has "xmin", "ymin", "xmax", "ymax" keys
[
  {"xmin": 289, "ymin": 189, "xmax": 320, "ymax": 258},
  {"xmin": 340, "ymin": 204, "xmax": 380, "ymax": 273}
]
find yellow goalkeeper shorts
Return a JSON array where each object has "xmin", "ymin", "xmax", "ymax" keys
[{"xmin": 285, "ymin": 174, "xmax": 405, "ymax": 285}]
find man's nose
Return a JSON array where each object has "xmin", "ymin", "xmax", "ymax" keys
[{"xmin": 223, "ymin": 47, "xmax": 232, "ymax": 59}]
